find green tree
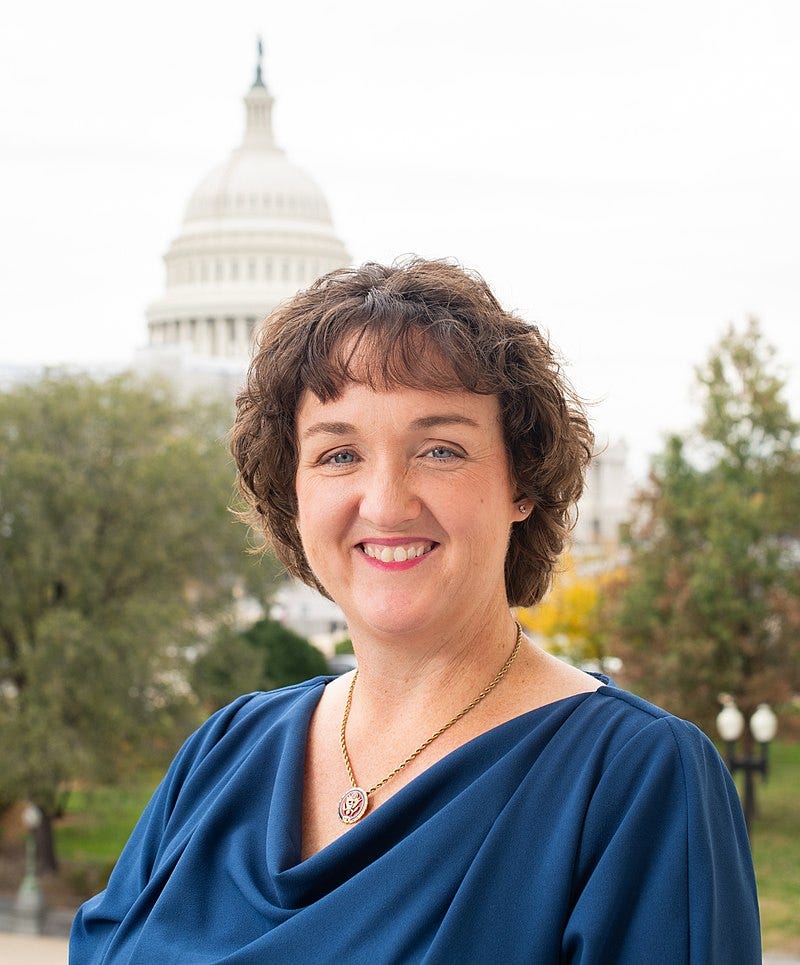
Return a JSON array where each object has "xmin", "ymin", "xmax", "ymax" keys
[
  {"xmin": 190, "ymin": 623, "xmax": 266, "ymax": 713},
  {"xmin": 608, "ymin": 320, "xmax": 800, "ymax": 733},
  {"xmin": 242, "ymin": 618, "xmax": 328, "ymax": 691},
  {"xmin": 192, "ymin": 618, "xmax": 329, "ymax": 713},
  {"xmin": 0, "ymin": 373, "xmax": 274, "ymax": 868}
]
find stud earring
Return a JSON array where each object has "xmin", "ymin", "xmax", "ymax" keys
[{"xmin": 518, "ymin": 503, "xmax": 528, "ymax": 514}]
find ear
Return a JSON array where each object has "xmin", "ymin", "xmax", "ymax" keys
[{"xmin": 512, "ymin": 497, "xmax": 533, "ymax": 522}]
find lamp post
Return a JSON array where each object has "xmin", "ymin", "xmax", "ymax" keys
[
  {"xmin": 716, "ymin": 698, "xmax": 778, "ymax": 836},
  {"xmin": 13, "ymin": 803, "xmax": 47, "ymax": 934}
]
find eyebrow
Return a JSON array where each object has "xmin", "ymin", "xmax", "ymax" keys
[{"xmin": 301, "ymin": 413, "xmax": 480, "ymax": 440}]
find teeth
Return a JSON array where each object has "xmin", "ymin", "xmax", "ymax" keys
[{"xmin": 362, "ymin": 542, "xmax": 432, "ymax": 561}]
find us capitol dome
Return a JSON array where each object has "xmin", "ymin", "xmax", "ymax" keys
[{"xmin": 143, "ymin": 46, "xmax": 349, "ymax": 370}]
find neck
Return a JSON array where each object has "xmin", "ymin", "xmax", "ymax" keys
[{"xmin": 345, "ymin": 602, "xmax": 519, "ymax": 719}]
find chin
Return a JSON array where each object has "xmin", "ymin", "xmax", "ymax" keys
[{"xmin": 343, "ymin": 592, "xmax": 435, "ymax": 639}]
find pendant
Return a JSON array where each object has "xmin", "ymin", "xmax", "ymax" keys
[{"xmin": 338, "ymin": 786, "xmax": 369, "ymax": 824}]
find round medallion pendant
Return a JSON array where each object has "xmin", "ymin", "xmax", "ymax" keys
[{"xmin": 338, "ymin": 786, "xmax": 369, "ymax": 824}]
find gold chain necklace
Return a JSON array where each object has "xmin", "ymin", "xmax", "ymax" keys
[{"xmin": 337, "ymin": 624, "xmax": 523, "ymax": 825}]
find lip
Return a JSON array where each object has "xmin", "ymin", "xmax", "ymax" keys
[
  {"xmin": 355, "ymin": 537, "xmax": 436, "ymax": 547},
  {"xmin": 355, "ymin": 538, "xmax": 439, "ymax": 571}
]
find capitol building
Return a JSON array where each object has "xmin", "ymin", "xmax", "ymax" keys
[{"xmin": 138, "ymin": 48, "xmax": 349, "ymax": 390}]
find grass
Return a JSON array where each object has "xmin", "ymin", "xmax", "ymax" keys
[
  {"xmin": 750, "ymin": 740, "xmax": 800, "ymax": 954},
  {"xmin": 56, "ymin": 780, "xmax": 160, "ymax": 863},
  {"xmin": 44, "ymin": 777, "xmax": 161, "ymax": 902},
  {"xmin": 41, "ymin": 744, "xmax": 800, "ymax": 953}
]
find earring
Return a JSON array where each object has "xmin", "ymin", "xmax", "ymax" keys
[{"xmin": 518, "ymin": 503, "xmax": 528, "ymax": 514}]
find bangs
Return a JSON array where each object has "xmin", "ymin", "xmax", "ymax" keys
[{"xmin": 298, "ymin": 311, "xmax": 497, "ymax": 402}]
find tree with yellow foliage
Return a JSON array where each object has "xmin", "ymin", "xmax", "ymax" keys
[{"xmin": 518, "ymin": 555, "xmax": 623, "ymax": 667}]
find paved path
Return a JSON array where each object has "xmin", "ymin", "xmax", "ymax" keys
[{"xmin": 0, "ymin": 933, "xmax": 68, "ymax": 963}]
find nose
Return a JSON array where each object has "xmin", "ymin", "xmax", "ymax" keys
[{"xmin": 358, "ymin": 461, "xmax": 421, "ymax": 531}]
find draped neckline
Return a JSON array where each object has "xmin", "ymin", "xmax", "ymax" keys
[{"xmin": 266, "ymin": 675, "xmax": 611, "ymax": 901}]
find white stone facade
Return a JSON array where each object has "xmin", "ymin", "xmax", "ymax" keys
[{"xmin": 572, "ymin": 439, "xmax": 632, "ymax": 552}]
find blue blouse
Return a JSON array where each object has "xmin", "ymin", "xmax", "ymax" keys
[{"xmin": 70, "ymin": 679, "xmax": 761, "ymax": 963}]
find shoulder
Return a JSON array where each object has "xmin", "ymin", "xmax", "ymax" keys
[
  {"xmin": 214, "ymin": 675, "xmax": 333, "ymax": 724},
  {"xmin": 565, "ymin": 685, "xmax": 747, "ymax": 856},
  {"xmin": 563, "ymin": 687, "xmax": 759, "ymax": 962},
  {"xmin": 549, "ymin": 684, "xmax": 730, "ymax": 808},
  {"xmin": 162, "ymin": 677, "xmax": 331, "ymax": 795},
  {"xmin": 581, "ymin": 684, "xmax": 714, "ymax": 752},
  {"xmin": 572, "ymin": 685, "xmax": 740, "ymax": 827},
  {"xmin": 504, "ymin": 682, "xmax": 727, "ymax": 815},
  {"xmin": 617, "ymin": 688, "xmax": 720, "ymax": 761},
  {"xmin": 192, "ymin": 675, "xmax": 331, "ymax": 743}
]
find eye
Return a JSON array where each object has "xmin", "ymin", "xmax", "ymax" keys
[
  {"xmin": 325, "ymin": 450, "xmax": 357, "ymax": 465},
  {"xmin": 426, "ymin": 446, "xmax": 460, "ymax": 460}
]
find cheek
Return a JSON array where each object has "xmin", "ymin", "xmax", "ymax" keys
[
  {"xmin": 457, "ymin": 468, "xmax": 515, "ymax": 515},
  {"xmin": 295, "ymin": 476, "xmax": 353, "ymax": 546},
  {"xmin": 295, "ymin": 472, "xmax": 325, "ymax": 519},
  {"xmin": 294, "ymin": 479, "xmax": 322, "ymax": 549}
]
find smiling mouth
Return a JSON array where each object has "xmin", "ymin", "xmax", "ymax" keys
[{"xmin": 359, "ymin": 542, "xmax": 436, "ymax": 563}]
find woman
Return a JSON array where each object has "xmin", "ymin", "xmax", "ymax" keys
[{"xmin": 71, "ymin": 259, "xmax": 760, "ymax": 963}]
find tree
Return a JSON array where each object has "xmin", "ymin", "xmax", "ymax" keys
[
  {"xmin": 517, "ymin": 555, "xmax": 623, "ymax": 668},
  {"xmin": 0, "ymin": 373, "xmax": 275, "ymax": 868},
  {"xmin": 192, "ymin": 618, "xmax": 329, "ymax": 713},
  {"xmin": 334, "ymin": 637, "xmax": 354, "ymax": 655},
  {"xmin": 190, "ymin": 623, "xmax": 268, "ymax": 714},
  {"xmin": 606, "ymin": 320, "xmax": 800, "ymax": 733},
  {"xmin": 243, "ymin": 618, "xmax": 328, "ymax": 690}
]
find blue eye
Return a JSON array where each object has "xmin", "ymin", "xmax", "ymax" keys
[
  {"xmin": 428, "ymin": 446, "xmax": 458, "ymax": 459},
  {"xmin": 328, "ymin": 451, "xmax": 356, "ymax": 465}
]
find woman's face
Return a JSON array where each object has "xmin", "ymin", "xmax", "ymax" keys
[{"xmin": 294, "ymin": 382, "xmax": 520, "ymax": 640}]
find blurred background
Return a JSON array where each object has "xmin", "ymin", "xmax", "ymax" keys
[{"xmin": 1, "ymin": 0, "xmax": 798, "ymax": 954}]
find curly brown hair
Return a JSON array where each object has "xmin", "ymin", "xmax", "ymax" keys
[{"xmin": 231, "ymin": 258, "xmax": 593, "ymax": 607}]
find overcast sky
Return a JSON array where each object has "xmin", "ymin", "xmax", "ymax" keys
[{"xmin": 2, "ymin": 0, "xmax": 798, "ymax": 477}]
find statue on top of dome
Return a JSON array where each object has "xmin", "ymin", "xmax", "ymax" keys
[{"xmin": 254, "ymin": 36, "xmax": 265, "ymax": 89}]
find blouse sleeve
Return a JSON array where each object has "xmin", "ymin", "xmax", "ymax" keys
[
  {"xmin": 69, "ymin": 694, "xmax": 257, "ymax": 964},
  {"xmin": 562, "ymin": 715, "xmax": 761, "ymax": 964}
]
